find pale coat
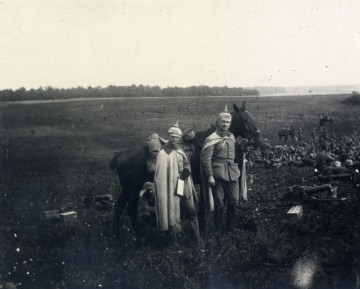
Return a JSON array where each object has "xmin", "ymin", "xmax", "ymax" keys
[{"xmin": 154, "ymin": 147, "xmax": 193, "ymax": 232}]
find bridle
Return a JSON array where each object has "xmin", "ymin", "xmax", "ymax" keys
[{"xmin": 231, "ymin": 110, "xmax": 261, "ymax": 146}]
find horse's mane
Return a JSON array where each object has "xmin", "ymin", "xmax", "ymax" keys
[{"xmin": 194, "ymin": 126, "xmax": 216, "ymax": 147}]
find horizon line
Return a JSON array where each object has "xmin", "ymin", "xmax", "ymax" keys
[{"xmin": 1, "ymin": 82, "xmax": 360, "ymax": 91}]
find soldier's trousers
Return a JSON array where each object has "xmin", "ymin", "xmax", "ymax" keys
[
  {"xmin": 212, "ymin": 178, "xmax": 239, "ymax": 211},
  {"xmin": 212, "ymin": 178, "xmax": 239, "ymax": 231}
]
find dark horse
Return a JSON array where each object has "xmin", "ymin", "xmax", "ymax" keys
[
  {"xmin": 110, "ymin": 102, "xmax": 263, "ymax": 237},
  {"xmin": 319, "ymin": 113, "xmax": 333, "ymax": 127},
  {"xmin": 278, "ymin": 127, "xmax": 295, "ymax": 142}
]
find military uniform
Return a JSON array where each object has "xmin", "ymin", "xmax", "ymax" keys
[
  {"xmin": 298, "ymin": 128, "xmax": 303, "ymax": 141},
  {"xmin": 154, "ymin": 121, "xmax": 201, "ymax": 244},
  {"xmin": 200, "ymin": 106, "xmax": 241, "ymax": 233}
]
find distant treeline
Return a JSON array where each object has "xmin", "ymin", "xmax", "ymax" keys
[
  {"xmin": 342, "ymin": 92, "xmax": 360, "ymax": 105},
  {"xmin": 0, "ymin": 85, "xmax": 259, "ymax": 101}
]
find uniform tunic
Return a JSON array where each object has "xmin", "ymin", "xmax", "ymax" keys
[{"xmin": 200, "ymin": 131, "xmax": 241, "ymax": 211}]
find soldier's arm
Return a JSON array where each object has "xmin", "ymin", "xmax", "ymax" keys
[
  {"xmin": 200, "ymin": 145, "xmax": 215, "ymax": 178},
  {"xmin": 183, "ymin": 153, "xmax": 191, "ymax": 171},
  {"xmin": 182, "ymin": 154, "xmax": 191, "ymax": 179}
]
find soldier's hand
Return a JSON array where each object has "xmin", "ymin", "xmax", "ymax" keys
[
  {"xmin": 208, "ymin": 176, "xmax": 215, "ymax": 186},
  {"xmin": 182, "ymin": 168, "xmax": 191, "ymax": 179}
]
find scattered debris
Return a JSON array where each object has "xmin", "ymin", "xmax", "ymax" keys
[
  {"xmin": 96, "ymin": 200, "xmax": 114, "ymax": 211},
  {"xmin": 82, "ymin": 195, "xmax": 114, "ymax": 209},
  {"xmin": 287, "ymin": 205, "xmax": 303, "ymax": 220},
  {"xmin": 305, "ymin": 196, "xmax": 348, "ymax": 202},
  {"xmin": 59, "ymin": 211, "xmax": 77, "ymax": 223},
  {"xmin": 42, "ymin": 210, "xmax": 60, "ymax": 220},
  {"xmin": 318, "ymin": 174, "xmax": 352, "ymax": 181},
  {"xmin": 328, "ymin": 186, "xmax": 337, "ymax": 198},
  {"xmin": 94, "ymin": 194, "xmax": 113, "ymax": 202},
  {"xmin": 303, "ymin": 184, "xmax": 332, "ymax": 193},
  {"xmin": 290, "ymin": 184, "xmax": 333, "ymax": 195}
]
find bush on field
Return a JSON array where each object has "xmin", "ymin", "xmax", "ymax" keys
[{"xmin": 342, "ymin": 92, "xmax": 360, "ymax": 105}]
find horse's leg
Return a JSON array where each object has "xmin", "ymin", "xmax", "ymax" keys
[
  {"xmin": 113, "ymin": 170, "xmax": 143, "ymax": 236},
  {"xmin": 113, "ymin": 184, "xmax": 143, "ymax": 240},
  {"xmin": 198, "ymin": 186, "xmax": 207, "ymax": 233},
  {"xmin": 127, "ymin": 170, "xmax": 152, "ymax": 240},
  {"xmin": 113, "ymin": 189, "xmax": 129, "ymax": 238},
  {"xmin": 127, "ymin": 188, "xmax": 141, "ymax": 239}
]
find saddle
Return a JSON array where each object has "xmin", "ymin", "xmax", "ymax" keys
[{"xmin": 146, "ymin": 133, "xmax": 165, "ymax": 173}]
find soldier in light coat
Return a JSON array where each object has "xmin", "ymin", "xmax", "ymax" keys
[
  {"xmin": 200, "ymin": 106, "xmax": 241, "ymax": 233},
  {"xmin": 154, "ymin": 121, "xmax": 201, "ymax": 244}
]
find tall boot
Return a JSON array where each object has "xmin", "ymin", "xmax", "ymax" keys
[
  {"xmin": 226, "ymin": 206, "xmax": 239, "ymax": 233},
  {"xmin": 214, "ymin": 210, "xmax": 223, "ymax": 233},
  {"xmin": 190, "ymin": 219, "xmax": 203, "ymax": 246},
  {"xmin": 169, "ymin": 224, "xmax": 184, "ymax": 245},
  {"xmin": 198, "ymin": 206, "xmax": 207, "ymax": 234}
]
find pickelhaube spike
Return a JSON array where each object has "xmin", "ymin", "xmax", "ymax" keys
[
  {"xmin": 168, "ymin": 120, "xmax": 182, "ymax": 137},
  {"xmin": 218, "ymin": 105, "xmax": 232, "ymax": 121}
]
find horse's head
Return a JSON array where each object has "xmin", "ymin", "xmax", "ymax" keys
[{"xmin": 229, "ymin": 101, "xmax": 263, "ymax": 148}]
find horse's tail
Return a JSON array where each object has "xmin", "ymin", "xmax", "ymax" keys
[{"xmin": 109, "ymin": 152, "xmax": 121, "ymax": 171}]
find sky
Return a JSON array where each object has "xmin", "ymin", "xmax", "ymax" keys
[{"xmin": 0, "ymin": 0, "xmax": 360, "ymax": 90}]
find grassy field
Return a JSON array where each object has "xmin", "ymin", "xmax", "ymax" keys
[{"xmin": 1, "ymin": 94, "xmax": 360, "ymax": 289}]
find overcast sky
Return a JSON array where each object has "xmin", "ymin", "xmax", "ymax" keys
[{"xmin": 0, "ymin": 0, "xmax": 360, "ymax": 90}]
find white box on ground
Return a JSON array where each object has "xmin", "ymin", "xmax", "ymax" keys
[
  {"xmin": 42, "ymin": 210, "xmax": 60, "ymax": 220},
  {"xmin": 287, "ymin": 205, "xmax": 303, "ymax": 220},
  {"xmin": 60, "ymin": 211, "xmax": 77, "ymax": 222}
]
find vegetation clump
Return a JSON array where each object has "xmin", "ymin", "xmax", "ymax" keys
[{"xmin": 342, "ymin": 91, "xmax": 360, "ymax": 105}]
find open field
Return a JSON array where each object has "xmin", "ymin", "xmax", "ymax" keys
[{"xmin": 1, "ymin": 94, "xmax": 360, "ymax": 289}]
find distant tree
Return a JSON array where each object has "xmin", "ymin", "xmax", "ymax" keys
[
  {"xmin": 0, "ymin": 89, "xmax": 14, "ymax": 101},
  {"xmin": 342, "ymin": 93, "xmax": 360, "ymax": 105}
]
